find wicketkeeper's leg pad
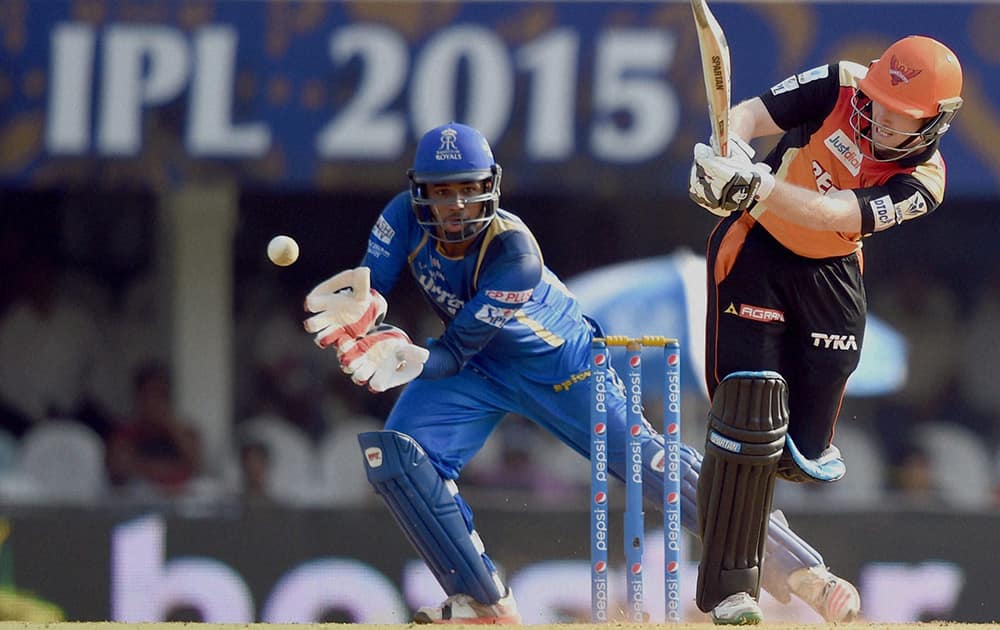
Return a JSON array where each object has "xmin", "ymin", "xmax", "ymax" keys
[
  {"xmin": 358, "ymin": 430, "xmax": 505, "ymax": 605},
  {"xmin": 696, "ymin": 371, "xmax": 788, "ymax": 613}
]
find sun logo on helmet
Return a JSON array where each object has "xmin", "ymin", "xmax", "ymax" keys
[{"xmin": 888, "ymin": 55, "xmax": 922, "ymax": 86}]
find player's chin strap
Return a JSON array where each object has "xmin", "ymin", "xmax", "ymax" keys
[
  {"xmin": 777, "ymin": 437, "xmax": 846, "ymax": 483},
  {"xmin": 358, "ymin": 430, "xmax": 506, "ymax": 605}
]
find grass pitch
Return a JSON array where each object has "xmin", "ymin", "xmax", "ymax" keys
[{"xmin": 0, "ymin": 623, "xmax": 992, "ymax": 630}]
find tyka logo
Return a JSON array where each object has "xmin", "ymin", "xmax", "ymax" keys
[{"xmin": 810, "ymin": 332, "xmax": 858, "ymax": 351}]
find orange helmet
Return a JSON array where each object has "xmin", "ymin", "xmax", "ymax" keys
[
  {"xmin": 851, "ymin": 36, "xmax": 963, "ymax": 161},
  {"xmin": 859, "ymin": 35, "xmax": 963, "ymax": 118}
]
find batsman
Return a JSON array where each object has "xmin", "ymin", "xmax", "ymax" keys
[
  {"xmin": 689, "ymin": 36, "xmax": 963, "ymax": 623},
  {"xmin": 305, "ymin": 122, "xmax": 862, "ymax": 624}
]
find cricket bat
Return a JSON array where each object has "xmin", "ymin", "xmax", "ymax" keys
[{"xmin": 690, "ymin": 0, "xmax": 731, "ymax": 158}]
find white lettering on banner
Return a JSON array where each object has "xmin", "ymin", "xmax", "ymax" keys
[
  {"xmin": 589, "ymin": 29, "xmax": 679, "ymax": 162},
  {"xmin": 316, "ymin": 24, "xmax": 408, "ymax": 159},
  {"xmin": 47, "ymin": 24, "xmax": 95, "ymax": 153},
  {"xmin": 113, "ymin": 516, "xmax": 255, "ymax": 622},
  {"xmin": 187, "ymin": 27, "xmax": 270, "ymax": 156},
  {"xmin": 99, "ymin": 26, "xmax": 190, "ymax": 155},
  {"xmin": 45, "ymin": 22, "xmax": 680, "ymax": 164},
  {"xmin": 47, "ymin": 25, "xmax": 270, "ymax": 157},
  {"xmin": 111, "ymin": 516, "xmax": 965, "ymax": 623}
]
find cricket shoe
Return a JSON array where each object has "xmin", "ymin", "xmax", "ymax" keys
[
  {"xmin": 788, "ymin": 565, "xmax": 861, "ymax": 622},
  {"xmin": 413, "ymin": 589, "xmax": 521, "ymax": 624},
  {"xmin": 711, "ymin": 592, "xmax": 762, "ymax": 625}
]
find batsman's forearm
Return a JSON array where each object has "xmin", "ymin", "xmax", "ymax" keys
[{"xmin": 757, "ymin": 182, "xmax": 862, "ymax": 233}]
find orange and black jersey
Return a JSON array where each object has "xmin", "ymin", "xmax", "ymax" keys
[{"xmin": 754, "ymin": 62, "xmax": 947, "ymax": 259}]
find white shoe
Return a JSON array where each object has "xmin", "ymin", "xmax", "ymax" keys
[
  {"xmin": 788, "ymin": 566, "xmax": 861, "ymax": 622},
  {"xmin": 414, "ymin": 589, "xmax": 521, "ymax": 624},
  {"xmin": 711, "ymin": 592, "xmax": 762, "ymax": 625}
]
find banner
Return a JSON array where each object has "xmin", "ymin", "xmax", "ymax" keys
[
  {"xmin": 0, "ymin": 507, "xmax": 996, "ymax": 623},
  {"xmin": 2, "ymin": 1, "xmax": 998, "ymax": 198}
]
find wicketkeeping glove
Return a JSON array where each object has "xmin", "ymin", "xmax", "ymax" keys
[
  {"xmin": 303, "ymin": 266, "xmax": 388, "ymax": 350},
  {"xmin": 689, "ymin": 142, "xmax": 775, "ymax": 216},
  {"xmin": 337, "ymin": 324, "xmax": 430, "ymax": 392}
]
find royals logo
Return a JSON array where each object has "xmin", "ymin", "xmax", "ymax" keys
[
  {"xmin": 889, "ymin": 55, "xmax": 922, "ymax": 86},
  {"xmin": 435, "ymin": 128, "xmax": 463, "ymax": 160}
]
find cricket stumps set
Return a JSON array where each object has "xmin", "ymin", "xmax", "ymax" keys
[{"xmin": 590, "ymin": 336, "xmax": 682, "ymax": 623}]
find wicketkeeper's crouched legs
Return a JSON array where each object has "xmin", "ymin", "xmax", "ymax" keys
[{"xmin": 358, "ymin": 430, "xmax": 520, "ymax": 623}]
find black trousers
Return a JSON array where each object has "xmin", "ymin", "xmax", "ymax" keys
[{"xmin": 705, "ymin": 213, "xmax": 865, "ymax": 458}]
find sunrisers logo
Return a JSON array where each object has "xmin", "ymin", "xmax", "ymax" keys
[{"xmin": 824, "ymin": 131, "xmax": 862, "ymax": 176}]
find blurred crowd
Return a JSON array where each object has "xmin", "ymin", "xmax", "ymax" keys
[{"xmin": 2, "ymin": 208, "xmax": 1000, "ymax": 512}]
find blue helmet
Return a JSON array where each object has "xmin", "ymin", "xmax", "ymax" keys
[{"xmin": 408, "ymin": 123, "xmax": 502, "ymax": 243}]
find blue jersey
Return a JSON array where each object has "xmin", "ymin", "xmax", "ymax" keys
[{"xmin": 361, "ymin": 192, "xmax": 591, "ymax": 384}]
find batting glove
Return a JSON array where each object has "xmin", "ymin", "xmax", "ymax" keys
[
  {"xmin": 337, "ymin": 324, "xmax": 429, "ymax": 392},
  {"xmin": 726, "ymin": 134, "xmax": 757, "ymax": 163},
  {"xmin": 689, "ymin": 142, "xmax": 775, "ymax": 215},
  {"xmin": 303, "ymin": 266, "xmax": 388, "ymax": 350}
]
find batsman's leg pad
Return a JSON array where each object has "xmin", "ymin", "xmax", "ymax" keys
[
  {"xmin": 358, "ymin": 430, "xmax": 505, "ymax": 605},
  {"xmin": 696, "ymin": 371, "xmax": 788, "ymax": 613},
  {"xmin": 777, "ymin": 436, "xmax": 846, "ymax": 483},
  {"xmin": 647, "ymin": 431, "xmax": 825, "ymax": 605}
]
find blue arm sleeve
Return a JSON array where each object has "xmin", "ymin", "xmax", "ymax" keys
[
  {"xmin": 421, "ymin": 339, "xmax": 462, "ymax": 379},
  {"xmin": 359, "ymin": 192, "xmax": 414, "ymax": 296}
]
